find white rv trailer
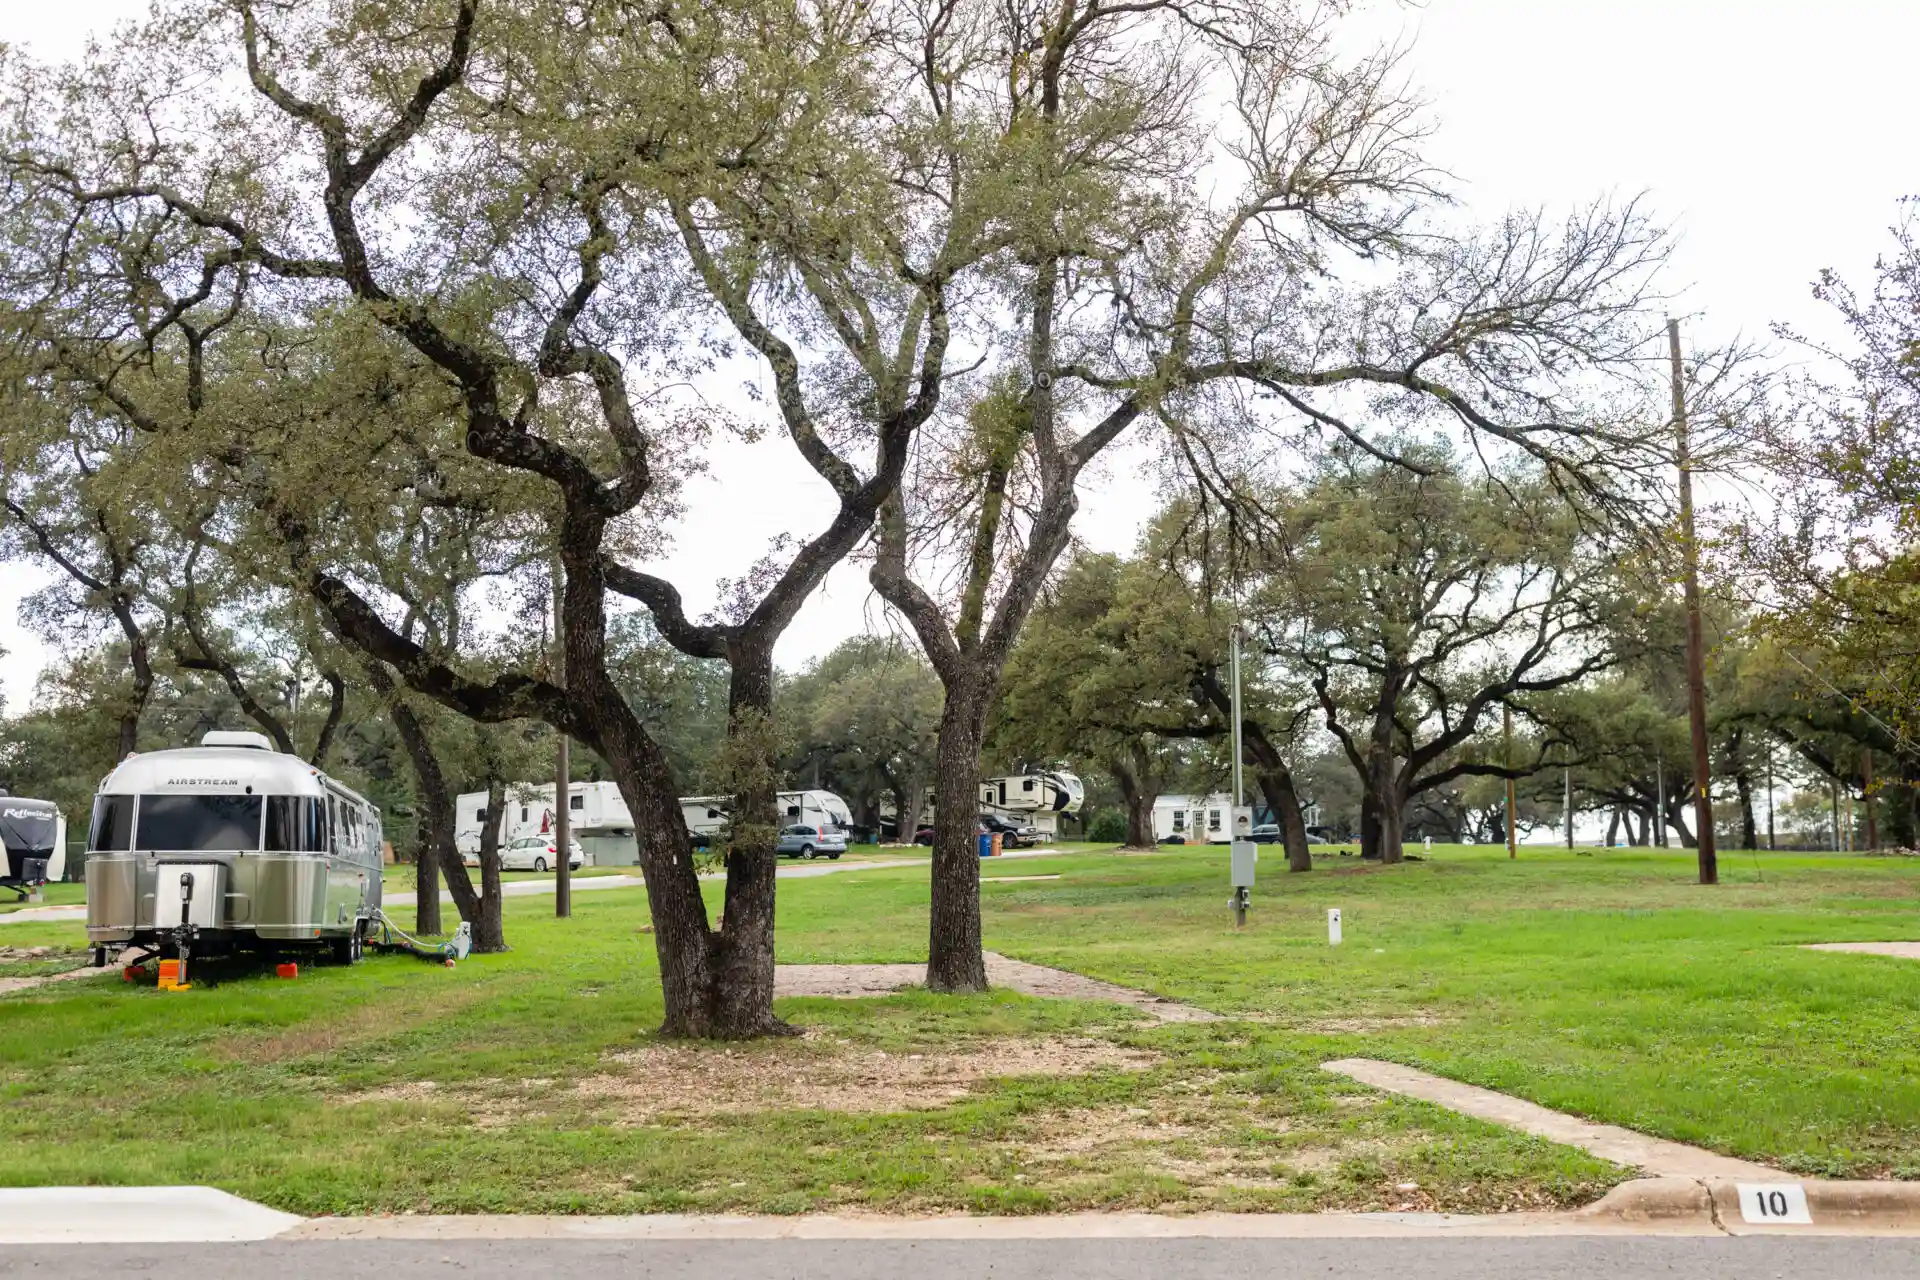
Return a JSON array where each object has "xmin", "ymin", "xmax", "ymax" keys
[
  {"xmin": 978, "ymin": 770, "xmax": 1085, "ymax": 840},
  {"xmin": 84, "ymin": 731, "xmax": 383, "ymax": 965},
  {"xmin": 0, "ymin": 791, "xmax": 66, "ymax": 900},
  {"xmin": 454, "ymin": 780, "xmax": 636, "ymax": 865},
  {"xmin": 682, "ymin": 790, "xmax": 854, "ymax": 847},
  {"xmin": 453, "ymin": 783, "xmax": 853, "ymax": 863}
]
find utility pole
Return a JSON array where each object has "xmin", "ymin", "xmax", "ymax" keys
[
  {"xmin": 1766, "ymin": 742, "xmax": 1776, "ymax": 851},
  {"xmin": 1654, "ymin": 756, "xmax": 1666, "ymax": 848},
  {"xmin": 553, "ymin": 554, "xmax": 572, "ymax": 919},
  {"xmin": 1670, "ymin": 319, "xmax": 1717, "ymax": 885},
  {"xmin": 1504, "ymin": 704, "xmax": 1517, "ymax": 859},
  {"xmin": 1564, "ymin": 768, "xmax": 1574, "ymax": 850},
  {"xmin": 1864, "ymin": 750, "xmax": 1880, "ymax": 853},
  {"xmin": 1228, "ymin": 624, "xmax": 1252, "ymax": 926}
]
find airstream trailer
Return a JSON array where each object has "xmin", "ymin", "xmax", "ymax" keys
[
  {"xmin": 85, "ymin": 731, "xmax": 383, "ymax": 965},
  {"xmin": 1, "ymin": 791, "xmax": 66, "ymax": 901}
]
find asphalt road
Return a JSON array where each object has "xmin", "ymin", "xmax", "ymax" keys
[{"xmin": 4, "ymin": 1237, "xmax": 1918, "ymax": 1278}]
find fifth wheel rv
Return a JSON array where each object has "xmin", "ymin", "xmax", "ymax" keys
[
  {"xmin": 85, "ymin": 731, "xmax": 384, "ymax": 967},
  {"xmin": 978, "ymin": 769, "xmax": 1085, "ymax": 840}
]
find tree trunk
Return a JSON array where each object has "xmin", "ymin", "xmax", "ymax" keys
[
  {"xmin": 927, "ymin": 676, "xmax": 990, "ymax": 993},
  {"xmin": 441, "ymin": 775, "xmax": 508, "ymax": 954},
  {"xmin": 414, "ymin": 823, "xmax": 443, "ymax": 937},
  {"xmin": 1668, "ymin": 794, "xmax": 1697, "ymax": 850},
  {"xmin": 1605, "ymin": 807, "xmax": 1620, "ymax": 848},
  {"xmin": 1256, "ymin": 769, "xmax": 1313, "ymax": 872},
  {"xmin": 1635, "ymin": 806, "xmax": 1650, "ymax": 846},
  {"xmin": 1377, "ymin": 790, "xmax": 1405, "ymax": 864},
  {"xmin": 1892, "ymin": 768, "xmax": 1917, "ymax": 850},
  {"xmin": 1362, "ymin": 756, "xmax": 1405, "ymax": 863},
  {"xmin": 368, "ymin": 666, "xmax": 446, "ymax": 936},
  {"xmin": 473, "ymin": 778, "xmax": 507, "ymax": 952},
  {"xmin": 1735, "ymin": 766, "xmax": 1757, "ymax": 851},
  {"xmin": 709, "ymin": 641, "xmax": 789, "ymax": 1037},
  {"xmin": 1112, "ymin": 747, "xmax": 1156, "ymax": 848}
]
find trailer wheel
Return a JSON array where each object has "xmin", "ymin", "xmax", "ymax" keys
[{"xmin": 330, "ymin": 931, "xmax": 362, "ymax": 966}]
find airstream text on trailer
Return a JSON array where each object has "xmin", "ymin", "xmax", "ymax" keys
[{"xmin": 85, "ymin": 731, "xmax": 383, "ymax": 966}]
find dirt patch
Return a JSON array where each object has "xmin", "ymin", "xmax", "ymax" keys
[
  {"xmin": 0, "ymin": 965, "xmax": 101, "ymax": 996},
  {"xmin": 339, "ymin": 1034, "xmax": 1157, "ymax": 1124},
  {"xmin": 775, "ymin": 951, "xmax": 1220, "ymax": 1023},
  {"xmin": 1019, "ymin": 1105, "xmax": 1294, "ymax": 1191},
  {"xmin": 0, "ymin": 946, "xmax": 73, "ymax": 964},
  {"xmin": 588, "ymin": 1034, "xmax": 1156, "ymax": 1120},
  {"xmin": 1292, "ymin": 1014, "xmax": 1451, "ymax": 1034}
]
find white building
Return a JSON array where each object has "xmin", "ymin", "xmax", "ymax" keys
[{"xmin": 1152, "ymin": 793, "xmax": 1240, "ymax": 844}]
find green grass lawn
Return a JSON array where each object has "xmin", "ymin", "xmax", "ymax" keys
[
  {"xmin": 0, "ymin": 881, "xmax": 85, "ymax": 914},
  {"xmin": 3, "ymin": 842, "xmax": 1917, "ymax": 1216}
]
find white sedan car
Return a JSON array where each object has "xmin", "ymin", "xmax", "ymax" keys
[{"xmin": 465, "ymin": 835, "xmax": 584, "ymax": 873}]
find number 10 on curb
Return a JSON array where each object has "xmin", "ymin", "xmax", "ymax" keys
[{"xmin": 1736, "ymin": 1183, "xmax": 1811, "ymax": 1225}]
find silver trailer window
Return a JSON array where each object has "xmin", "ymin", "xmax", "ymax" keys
[
  {"xmin": 134, "ymin": 795, "xmax": 263, "ymax": 852},
  {"xmin": 90, "ymin": 795, "xmax": 136, "ymax": 850},
  {"xmin": 265, "ymin": 796, "xmax": 326, "ymax": 852}
]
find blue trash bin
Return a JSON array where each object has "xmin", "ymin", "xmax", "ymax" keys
[{"xmin": 977, "ymin": 832, "xmax": 992, "ymax": 858}]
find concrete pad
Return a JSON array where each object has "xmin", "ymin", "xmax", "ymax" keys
[
  {"xmin": 1804, "ymin": 942, "xmax": 1920, "ymax": 960},
  {"xmin": 0, "ymin": 904, "xmax": 86, "ymax": 925},
  {"xmin": 0, "ymin": 1187, "xmax": 303, "ymax": 1243},
  {"xmin": 1322, "ymin": 1059, "xmax": 1783, "ymax": 1180}
]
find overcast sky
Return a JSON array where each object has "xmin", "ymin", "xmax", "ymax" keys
[{"xmin": 2, "ymin": 0, "xmax": 1915, "ymax": 714}]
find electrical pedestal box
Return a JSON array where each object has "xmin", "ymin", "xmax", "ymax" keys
[{"xmin": 1229, "ymin": 840, "xmax": 1257, "ymax": 888}]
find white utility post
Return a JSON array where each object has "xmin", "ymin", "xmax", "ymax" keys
[{"xmin": 1228, "ymin": 623, "xmax": 1256, "ymax": 926}]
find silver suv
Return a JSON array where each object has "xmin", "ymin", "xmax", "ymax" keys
[{"xmin": 775, "ymin": 824, "xmax": 847, "ymax": 860}]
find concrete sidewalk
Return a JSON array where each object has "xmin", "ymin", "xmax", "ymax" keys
[{"xmin": 0, "ymin": 1187, "xmax": 301, "ymax": 1243}]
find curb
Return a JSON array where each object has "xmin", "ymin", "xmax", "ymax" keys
[
  {"xmin": 1578, "ymin": 1178, "xmax": 1715, "ymax": 1223},
  {"xmin": 1707, "ymin": 1179, "xmax": 1920, "ymax": 1234}
]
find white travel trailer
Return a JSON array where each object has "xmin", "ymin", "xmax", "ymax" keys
[
  {"xmin": 0, "ymin": 791, "xmax": 66, "ymax": 900},
  {"xmin": 455, "ymin": 782, "xmax": 854, "ymax": 863},
  {"xmin": 454, "ymin": 780, "xmax": 636, "ymax": 866},
  {"xmin": 85, "ymin": 731, "xmax": 383, "ymax": 966},
  {"xmin": 979, "ymin": 770, "xmax": 1085, "ymax": 840},
  {"xmin": 682, "ymin": 790, "xmax": 854, "ymax": 847}
]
